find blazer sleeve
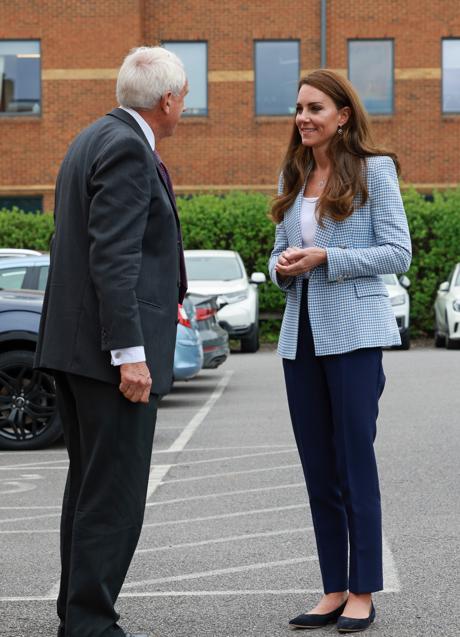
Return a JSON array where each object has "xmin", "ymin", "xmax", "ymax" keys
[
  {"xmin": 326, "ymin": 156, "xmax": 412, "ymax": 281},
  {"xmin": 87, "ymin": 135, "xmax": 152, "ymax": 351},
  {"xmin": 268, "ymin": 173, "xmax": 295, "ymax": 291}
]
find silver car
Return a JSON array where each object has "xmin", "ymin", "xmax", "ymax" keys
[{"xmin": 434, "ymin": 262, "xmax": 460, "ymax": 349}]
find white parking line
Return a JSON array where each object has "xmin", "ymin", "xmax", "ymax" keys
[
  {"xmin": 0, "ymin": 504, "xmax": 307, "ymax": 534},
  {"xmin": 170, "ymin": 448, "xmax": 297, "ymax": 467},
  {"xmin": 382, "ymin": 533, "xmax": 401, "ymax": 592},
  {"xmin": 135, "ymin": 527, "xmax": 313, "ymax": 554},
  {"xmin": 123, "ymin": 556, "xmax": 317, "ymax": 589},
  {"xmin": 161, "ymin": 464, "xmax": 300, "ymax": 484},
  {"xmin": 146, "ymin": 465, "xmax": 171, "ymax": 500},
  {"xmin": 168, "ymin": 371, "xmax": 234, "ymax": 452},
  {"xmin": 145, "ymin": 482, "xmax": 305, "ymax": 507},
  {"xmin": 0, "ymin": 459, "xmax": 68, "ymax": 470},
  {"xmin": 155, "ymin": 445, "xmax": 296, "ymax": 453},
  {"xmin": 0, "ymin": 512, "xmax": 60, "ymax": 524}
]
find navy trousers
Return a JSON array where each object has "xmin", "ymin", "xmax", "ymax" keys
[{"xmin": 283, "ymin": 283, "xmax": 386, "ymax": 594}]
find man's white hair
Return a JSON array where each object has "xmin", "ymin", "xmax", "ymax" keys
[{"xmin": 116, "ymin": 46, "xmax": 186, "ymax": 110}]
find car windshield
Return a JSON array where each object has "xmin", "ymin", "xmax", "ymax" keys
[
  {"xmin": 456, "ymin": 270, "xmax": 460, "ymax": 286},
  {"xmin": 186, "ymin": 256, "xmax": 243, "ymax": 281},
  {"xmin": 381, "ymin": 274, "xmax": 398, "ymax": 285}
]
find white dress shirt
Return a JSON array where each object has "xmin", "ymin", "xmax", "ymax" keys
[{"xmin": 109, "ymin": 107, "xmax": 156, "ymax": 366}]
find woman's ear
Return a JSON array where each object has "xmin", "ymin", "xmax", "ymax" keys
[{"xmin": 339, "ymin": 106, "xmax": 351, "ymax": 126}]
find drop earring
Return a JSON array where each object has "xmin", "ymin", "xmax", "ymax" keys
[{"xmin": 337, "ymin": 125, "xmax": 343, "ymax": 135}]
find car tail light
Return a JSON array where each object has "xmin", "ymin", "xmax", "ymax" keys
[
  {"xmin": 195, "ymin": 307, "xmax": 216, "ymax": 321},
  {"xmin": 177, "ymin": 304, "xmax": 191, "ymax": 328}
]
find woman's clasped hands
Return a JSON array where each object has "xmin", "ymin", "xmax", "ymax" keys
[{"xmin": 275, "ymin": 246, "xmax": 327, "ymax": 277}]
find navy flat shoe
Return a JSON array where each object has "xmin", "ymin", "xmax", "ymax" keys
[
  {"xmin": 337, "ymin": 602, "xmax": 375, "ymax": 633},
  {"xmin": 289, "ymin": 600, "xmax": 348, "ymax": 629}
]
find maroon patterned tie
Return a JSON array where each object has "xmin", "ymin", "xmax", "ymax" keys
[{"xmin": 153, "ymin": 149, "xmax": 187, "ymax": 301}]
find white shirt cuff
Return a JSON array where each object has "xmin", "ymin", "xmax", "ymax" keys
[{"xmin": 110, "ymin": 346, "xmax": 146, "ymax": 366}]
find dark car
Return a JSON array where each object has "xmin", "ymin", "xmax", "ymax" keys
[
  {"xmin": 188, "ymin": 294, "xmax": 230, "ymax": 369},
  {"xmin": 0, "ymin": 289, "xmax": 60, "ymax": 450}
]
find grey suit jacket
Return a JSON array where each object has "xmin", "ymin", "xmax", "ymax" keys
[{"xmin": 35, "ymin": 108, "xmax": 184, "ymax": 395}]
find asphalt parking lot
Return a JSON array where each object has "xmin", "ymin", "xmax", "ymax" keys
[{"xmin": 0, "ymin": 346, "xmax": 459, "ymax": 637}]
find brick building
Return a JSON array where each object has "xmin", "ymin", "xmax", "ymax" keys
[{"xmin": 0, "ymin": 0, "xmax": 459, "ymax": 212}]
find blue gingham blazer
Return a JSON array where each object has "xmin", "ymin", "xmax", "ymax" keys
[{"xmin": 268, "ymin": 155, "xmax": 412, "ymax": 358}]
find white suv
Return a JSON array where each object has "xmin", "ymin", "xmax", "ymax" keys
[
  {"xmin": 381, "ymin": 274, "xmax": 411, "ymax": 349},
  {"xmin": 434, "ymin": 262, "xmax": 460, "ymax": 349},
  {"xmin": 184, "ymin": 250, "xmax": 266, "ymax": 352}
]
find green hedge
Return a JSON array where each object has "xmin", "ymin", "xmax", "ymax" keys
[
  {"xmin": 2, "ymin": 188, "xmax": 460, "ymax": 337},
  {"xmin": 0, "ymin": 207, "xmax": 54, "ymax": 251}
]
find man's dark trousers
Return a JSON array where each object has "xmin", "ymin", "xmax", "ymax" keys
[
  {"xmin": 282, "ymin": 282, "xmax": 386, "ymax": 594},
  {"xmin": 54, "ymin": 372, "xmax": 158, "ymax": 637}
]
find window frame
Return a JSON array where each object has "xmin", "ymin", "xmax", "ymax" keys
[
  {"xmin": 0, "ymin": 196, "xmax": 43, "ymax": 213},
  {"xmin": 162, "ymin": 40, "xmax": 208, "ymax": 117},
  {"xmin": 254, "ymin": 39, "xmax": 300, "ymax": 117},
  {"xmin": 441, "ymin": 37, "xmax": 460, "ymax": 115},
  {"xmin": 347, "ymin": 38, "xmax": 395, "ymax": 116},
  {"xmin": 0, "ymin": 39, "xmax": 41, "ymax": 118}
]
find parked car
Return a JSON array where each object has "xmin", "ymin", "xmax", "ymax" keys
[
  {"xmin": 0, "ymin": 255, "xmax": 49, "ymax": 291},
  {"xmin": 0, "ymin": 275, "xmax": 203, "ymax": 450},
  {"xmin": 0, "ymin": 248, "xmax": 43, "ymax": 259},
  {"xmin": 381, "ymin": 273, "xmax": 411, "ymax": 349},
  {"xmin": 173, "ymin": 297, "xmax": 203, "ymax": 381},
  {"xmin": 187, "ymin": 293, "xmax": 230, "ymax": 368},
  {"xmin": 434, "ymin": 262, "xmax": 460, "ymax": 349},
  {"xmin": 0, "ymin": 289, "xmax": 59, "ymax": 450},
  {"xmin": 185, "ymin": 249, "xmax": 266, "ymax": 352}
]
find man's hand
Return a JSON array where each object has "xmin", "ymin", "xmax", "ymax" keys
[
  {"xmin": 119, "ymin": 362, "xmax": 152, "ymax": 403},
  {"xmin": 275, "ymin": 247, "xmax": 327, "ymax": 276}
]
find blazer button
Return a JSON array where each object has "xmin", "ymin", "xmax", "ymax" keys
[
  {"xmin": 337, "ymin": 275, "xmax": 344, "ymax": 283},
  {"xmin": 339, "ymin": 245, "xmax": 347, "ymax": 249}
]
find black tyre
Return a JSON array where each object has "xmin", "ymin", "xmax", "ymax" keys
[
  {"xmin": 446, "ymin": 333, "xmax": 459, "ymax": 350},
  {"xmin": 0, "ymin": 350, "xmax": 61, "ymax": 450},
  {"xmin": 399, "ymin": 329, "xmax": 411, "ymax": 350},
  {"xmin": 241, "ymin": 324, "xmax": 259, "ymax": 353},
  {"xmin": 434, "ymin": 329, "xmax": 445, "ymax": 348}
]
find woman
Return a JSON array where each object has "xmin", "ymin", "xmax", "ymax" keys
[{"xmin": 268, "ymin": 70, "xmax": 411, "ymax": 633}]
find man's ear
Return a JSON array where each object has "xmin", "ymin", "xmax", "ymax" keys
[{"xmin": 160, "ymin": 92, "xmax": 172, "ymax": 114}]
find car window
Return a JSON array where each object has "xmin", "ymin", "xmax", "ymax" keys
[
  {"xmin": 38, "ymin": 266, "xmax": 49, "ymax": 290},
  {"xmin": 0, "ymin": 267, "xmax": 27, "ymax": 289},
  {"xmin": 186, "ymin": 256, "xmax": 243, "ymax": 281},
  {"xmin": 381, "ymin": 274, "xmax": 398, "ymax": 285}
]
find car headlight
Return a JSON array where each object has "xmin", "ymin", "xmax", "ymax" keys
[
  {"xmin": 219, "ymin": 289, "xmax": 249, "ymax": 304},
  {"xmin": 390, "ymin": 294, "xmax": 406, "ymax": 306},
  {"xmin": 453, "ymin": 299, "xmax": 460, "ymax": 312}
]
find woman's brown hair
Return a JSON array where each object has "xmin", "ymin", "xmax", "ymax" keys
[{"xmin": 270, "ymin": 69, "xmax": 400, "ymax": 224}]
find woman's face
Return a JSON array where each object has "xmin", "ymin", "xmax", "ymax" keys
[{"xmin": 295, "ymin": 84, "xmax": 350, "ymax": 150}]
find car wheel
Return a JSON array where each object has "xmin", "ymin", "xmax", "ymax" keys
[
  {"xmin": 0, "ymin": 350, "xmax": 61, "ymax": 450},
  {"xmin": 241, "ymin": 324, "xmax": 259, "ymax": 353},
  {"xmin": 399, "ymin": 330, "xmax": 411, "ymax": 350},
  {"xmin": 445, "ymin": 333, "xmax": 459, "ymax": 350},
  {"xmin": 434, "ymin": 326, "xmax": 445, "ymax": 348}
]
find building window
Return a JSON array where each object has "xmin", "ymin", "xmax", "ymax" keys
[
  {"xmin": 0, "ymin": 196, "xmax": 43, "ymax": 213},
  {"xmin": 442, "ymin": 39, "xmax": 460, "ymax": 113},
  {"xmin": 163, "ymin": 42, "xmax": 207, "ymax": 116},
  {"xmin": 348, "ymin": 40, "xmax": 394, "ymax": 115},
  {"xmin": 0, "ymin": 40, "xmax": 41, "ymax": 116},
  {"xmin": 255, "ymin": 40, "xmax": 300, "ymax": 116}
]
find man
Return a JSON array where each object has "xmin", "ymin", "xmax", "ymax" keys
[{"xmin": 35, "ymin": 46, "xmax": 188, "ymax": 637}]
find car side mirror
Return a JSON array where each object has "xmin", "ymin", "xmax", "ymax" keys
[
  {"xmin": 399, "ymin": 275, "xmax": 411, "ymax": 288},
  {"xmin": 438, "ymin": 281, "xmax": 449, "ymax": 292},
  {"xmin": 250, "ymin": 272, "xmax": 266, "ymax": 285}
]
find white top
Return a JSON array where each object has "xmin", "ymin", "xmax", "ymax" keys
[
  {"xmin": 109, "ymin": 106, "xmax": 157, "ymax": 366},
  {"xmin": 301, "ymin": 197, "xmax": 318, "ymax": 248},
  {"xmin": 300, "ymin": 197, "xmax": 318, "ymax": 280}
]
